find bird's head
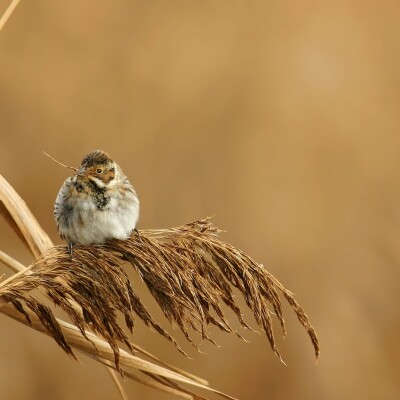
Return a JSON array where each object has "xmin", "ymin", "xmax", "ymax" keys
[{"xmin": 77, "ymin": 150, "xmax": 118, "ymax": 188}]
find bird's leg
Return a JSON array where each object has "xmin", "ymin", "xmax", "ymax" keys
[
  {"xmin": 68, "ymin": 241, "xmax": 74, "ymax": 260},
  {"xmin": 134, "ymin": 228, "xmax": 141, "ymax": 240}
]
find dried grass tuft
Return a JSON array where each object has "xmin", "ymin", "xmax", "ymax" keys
[{"xmin": 0, "ymin": 174, "xmax": 319, "ymax": 399}]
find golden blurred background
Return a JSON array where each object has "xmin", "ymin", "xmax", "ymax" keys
[{"xmin": 0, "ymin": 1, "xmax": 399, "ymax": 399}]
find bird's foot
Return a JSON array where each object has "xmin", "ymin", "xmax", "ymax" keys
[
  {"xmin": 133, "ymin": 228, "xmax": 142, "ymax": 241},
  {"xmin": 68, "ymin": 242, "xmax": 74, "ymax": 260}
]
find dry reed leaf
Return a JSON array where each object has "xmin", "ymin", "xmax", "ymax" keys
[
  {"xmin": 0, "ymin": 0, "xmax": 21, "ymax": 32},
  {"xmin": 97, "ymin": 358, "xmax": 211, "ymax": 400},
  {"xmin": 107, "ymin": 367, "xmax": 129, "ymax": 400},
  {"xmin": 127, "ymin": 343, "xmax": 208, "ymax": 386},
  {"xmin": 0, "ymin": 249, "xmax": 26, "ymax": 272},
  {"xmin": 0, "ymin": 175, "xmax": 53, "ymax": 257},
  {"xmin": 2, "ymin": 301, "xmax": 236, "ymax": 399},
  {"xmin": 0, "ymin": 173, "xmax": 319, "ymax": 399}
]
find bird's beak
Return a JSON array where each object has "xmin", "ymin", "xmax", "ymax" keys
[{"xmin": 76, "ymin": 167, "xmax": 86, "ymax": 176}]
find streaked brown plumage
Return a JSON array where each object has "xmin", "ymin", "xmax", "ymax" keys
[{"xmin": 54, "ymin": 150, "xmax": 139, "ymax": 252}]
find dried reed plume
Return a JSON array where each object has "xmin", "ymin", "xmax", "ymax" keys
[{"xmin": 0, "ymin": 174, "xmax": 319, "ymax": 399}]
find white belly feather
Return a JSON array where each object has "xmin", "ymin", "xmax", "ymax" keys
[{"xmin": 55, "ymin": 176, "xmax": 139, "ymax": 245}]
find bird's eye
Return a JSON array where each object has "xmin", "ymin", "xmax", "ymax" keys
[{"xmin": 96, "ymin": 168, "xmax": 103, "ymax": 174}]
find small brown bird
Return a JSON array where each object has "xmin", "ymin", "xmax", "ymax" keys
[{"xmin": 54, "ymin": 150, "xmax": 139, "ymax": 254}]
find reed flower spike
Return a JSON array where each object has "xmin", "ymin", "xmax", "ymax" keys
[{"xmin": 0, "ymin": 174, "xmax": 319, "ymax": 399}]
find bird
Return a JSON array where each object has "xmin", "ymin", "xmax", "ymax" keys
[{"xmin": 54, "ymin": 150, "xmax": 139, "ymax": 255}]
